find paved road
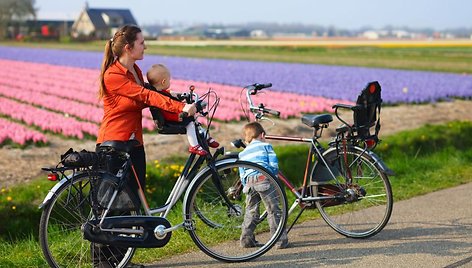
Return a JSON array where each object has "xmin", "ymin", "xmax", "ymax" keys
[{"xmin": 146, "ymin": 182, "xmax": 472, "ymax": 268}]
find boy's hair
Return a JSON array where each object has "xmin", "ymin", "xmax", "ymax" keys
[
  {"xmin": 243, "ymin": 122, "xmax": 265, "ymax": 143},
  {"xmin": 146, "ymin": 64, "xmax": 169, "ymax": 86}
]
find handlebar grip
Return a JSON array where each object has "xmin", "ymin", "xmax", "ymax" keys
[
  {"xmin": 266, "ymin": 109, "xmax": 280, "ymax": 117},
  {"xmin": 256, "ymin": 83, "xmax": 272, "ymax": 89},
  {"xmin": 247, "ymin": 83, "xmax": 273, "ymax": 95}
]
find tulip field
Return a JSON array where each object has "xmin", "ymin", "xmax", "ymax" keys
[{"xmin": 0, "ymin": 45, "xmax": 471, "ymax": 147}]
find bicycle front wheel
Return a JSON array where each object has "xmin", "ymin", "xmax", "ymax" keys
[
  {"xmin": 185, "ymin": 160, "xmax": 288, "ymax": 262},
  {"xmin": 39, "ymin": 172, "xmax": 140, "ymax": 268},
  {"xmin": 314, "ymin": 147, "xmax": 393, "ymax": 238}
]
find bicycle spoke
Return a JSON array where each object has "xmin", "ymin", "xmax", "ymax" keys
[
  {"xmin": 39, "ymin": 173, "xmax": 139, "ymax": 268},
  {"xmin": 185, "ymin": 160, "xmax": 288, "ymax": 262},
  {"xmin": 315, "ymin": 148, "xmax": 393, "ymax": 238}
]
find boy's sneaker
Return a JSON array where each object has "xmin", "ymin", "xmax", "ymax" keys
[
  {"xmin": 240, "ymin": 240, "xmax": 263, "ymax": 248},
  {"xmin": 189, "ymin": 145, "xmax": 208, "ymax": 156},
  {"xmin": 276, "ymin": 240, "xmax": 289, "ymax": 249},
  {"xmin": 207, "ymin": 137, "xmax": 220, "ymax": 148}
]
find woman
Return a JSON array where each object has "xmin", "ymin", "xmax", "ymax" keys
[
  {"xmin": 97, "ymin": 24, "xmax": 196, "ymax": 193},
  {"xmin": 94, "ymin": 25, "xmax": 195, "ymax": 267}
]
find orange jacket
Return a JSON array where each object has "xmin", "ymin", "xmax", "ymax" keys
[{"xmin": 97, "ymin": 61, "xmax": 185, "ymax": 145}]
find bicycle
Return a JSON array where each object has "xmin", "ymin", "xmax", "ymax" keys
[
  {"xmin": 229, "ymin": 82, "xmax": 394, "ymax": 238},
  {"xmin": 38, "ymin": 86, "xmax": 288, "ymax": 268}
]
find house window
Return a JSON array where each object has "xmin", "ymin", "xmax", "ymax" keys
[{"xmin": 101, "ymin": 13, "xmax": 124, "ymax": 26}]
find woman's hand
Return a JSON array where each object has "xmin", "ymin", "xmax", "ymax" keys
[{"xmin": 183, "ymin": 103, "xmax": 197, "ymax": 116}]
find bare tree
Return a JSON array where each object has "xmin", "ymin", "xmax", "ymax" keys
[{"xmin": 0, "ymin": 0, "xmax": 36, "ymax": 39}]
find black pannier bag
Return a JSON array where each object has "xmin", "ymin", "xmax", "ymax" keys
[{"xmin": 61, "ymin": 148, "xmax": 99, "ymax": 168}]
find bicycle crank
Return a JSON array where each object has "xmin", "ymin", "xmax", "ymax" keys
[{"xmin": 82, "ymin": 216, "xmax": 172, "ymax": 248}]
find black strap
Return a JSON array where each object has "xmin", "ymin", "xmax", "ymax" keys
[
  {"xmin": 374, "ymin": 103, "xmax": 381, "ymax": 138},
  {"xmin": 145, "ymin": 83, "xmax": 181, "ymax": 101}
]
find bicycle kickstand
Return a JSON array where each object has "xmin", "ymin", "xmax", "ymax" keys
[{"xmin": 287, "ymin": 206, "xmax": 306, "ymax": 233}]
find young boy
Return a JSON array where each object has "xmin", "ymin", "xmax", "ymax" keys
[
  {"xmin": 238, "ymin": 122, "xmax": 289, "ymax": 249},
  {"xmin": 146, "ymin": 64, "xmax": 218, "ymax": 156}
]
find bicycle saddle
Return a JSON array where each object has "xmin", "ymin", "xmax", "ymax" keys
[
  {"xmin": 98, "ymin": 140, "xmax": 140, "ymax": 153},
  {"xmin": 301, "ymin": 114, "xmax": 333, "ymax": 128}
]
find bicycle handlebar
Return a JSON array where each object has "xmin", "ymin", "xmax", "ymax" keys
[
  {"xmin": 245, "ymin": 83, "xmax": 273, "ymax": 95},
  {"xmin": 178, "ymin": 86, "xmax": 208, "ymax": 119},
  {"xmin": 255, "ymin": 105, "xmax": 280, "ymax": 117},
  {"xmin": 244, "ymin": 83, "xmax": 280, "ymax": 119}
]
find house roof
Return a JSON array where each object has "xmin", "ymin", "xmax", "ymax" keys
[{"xmin": 85, "ymin": 8, "xmax": 137, "ymax": 29}]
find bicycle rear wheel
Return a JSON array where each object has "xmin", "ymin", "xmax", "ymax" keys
[
  {"xmin": 314, "ymin": 147, "xmax": 393, "ymax": 238},
  {"xmin": 39, "ymin": 172, "xmax": 140, "ymax": 268},
  {"xmin": 185, "ymin": 160, "xmax": 288, "ymax": 262}
]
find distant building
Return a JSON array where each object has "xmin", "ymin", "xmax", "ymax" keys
[
  {"xmin": 362, "ymin": 31, "xmax": 379, "ymax": 40},
  {"xmin": 8, "ymin": 19, "xmax": 73, "ymax": 40},
  {"xmin": 71, "ymin": 3, "xmax": 137, "ymax": 40}
]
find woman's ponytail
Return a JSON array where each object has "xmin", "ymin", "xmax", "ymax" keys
[
  {"xmin": 98, "ymin": 25, "xmax": 142, "ymax": 100},
  {"xmin": 98, "ymin": 40, "xmax": 114, "ymax": 100}
]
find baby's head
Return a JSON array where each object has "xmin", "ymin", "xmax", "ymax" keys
[
  {"xmin": 243, "ymin": 122, "xmax": 266, "ymax": 144},
  {"xmin": 147, "ymin": 64, "xmax": 170, "ymax": 90}
]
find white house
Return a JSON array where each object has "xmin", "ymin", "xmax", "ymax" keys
[{"xmin": 71, "ymin": 4, "xmax": 137, "ymax": 39}]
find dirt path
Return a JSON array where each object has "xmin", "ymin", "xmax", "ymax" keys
[{"xmin": 0, "ymin": 100, "xmax": 471, "ymax": 188}]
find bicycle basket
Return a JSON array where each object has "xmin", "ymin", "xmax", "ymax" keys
[
  {"xmin": 353, "ymin": 81, "xmax": 382, "ymax": 140},
  {"xmin": 61, "ymin": 148, "xmax": 99, "ymax": 168}
]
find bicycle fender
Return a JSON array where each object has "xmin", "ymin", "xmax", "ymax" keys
[
  {"xmin": 39, "ymin": 171, "xmax": 115, "ymax": 210},
  {"xmin": 311, "ymin": 147, "xmax": 394, "ymax": 185},
  {"xmin": 182, "ymin": 157, "xmax": 238, "ymax": 215},
  {"xmin": 365, "ymin": 150, "xmax": 395, "ymax": 176},
  {"xmin": 38, "ymin": 175, "xmax": 73, "ymax": 209}
]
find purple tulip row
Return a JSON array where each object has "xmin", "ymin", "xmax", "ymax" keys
[{"xmin": 0, "ymin": 45, "xmax": 471, "ymax": 104}]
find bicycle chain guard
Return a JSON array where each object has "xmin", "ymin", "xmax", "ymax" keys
[{"xmin": 83, "ymin": 216, "xmax": 172, "ymax": 248}]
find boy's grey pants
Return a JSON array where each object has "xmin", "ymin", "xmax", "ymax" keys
[{"xmin": 240, "ymin": 174, "xmax": 288, "ymax": 245}]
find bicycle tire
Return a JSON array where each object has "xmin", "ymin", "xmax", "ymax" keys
[
  {"xmin": 313, "ymin": 147, "xmax": 393, "ymax": 238},
  {"xmin": 184, "ymin": 160, "xmax": 288, "ymax": 262},
  {"xmin": 39, "ymin": 172, "xmax": 140, "ymax": 268}
]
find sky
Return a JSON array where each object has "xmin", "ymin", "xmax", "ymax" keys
[{"xmin": 34, "ymin": 0, "xmax": 472, "ymax": 30}]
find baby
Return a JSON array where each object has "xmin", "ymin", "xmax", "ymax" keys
[{"xmin": 146, "ymin": 64, "xmax": 218, "ymax": 156}]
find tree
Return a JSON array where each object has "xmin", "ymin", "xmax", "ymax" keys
[{"xmin": 0, "ymin": 0, "xmax": 36, "ymax": 39}]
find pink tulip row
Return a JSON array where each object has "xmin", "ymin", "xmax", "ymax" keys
[
  {"xmin": 1, "ymin": 59, "xmax": 347, "ymax": 121},
  {"xmin": 0, "ymin": 84, "xmax": 156, "ymax": 131},
  {"xmin": 0, "ymin": 59, "xmax": 100, "ymax": 105},
  {"xmin": 170, "ymin": 80, "xmax": 350, "ymax": 120},
  {"xmin": 0, "ymin": 59, "xmax": 350, "ymax": 146},
  {"xmin": 0, "ymin": 60, "xmax": 157, "ymax": 131},
  {"xmin": 0, "ymin": 117, "xmax": 48, "ymax": 146},
  {"xmin": 0, "ymin": 96, "xmax": 98, "ymax": 139}
]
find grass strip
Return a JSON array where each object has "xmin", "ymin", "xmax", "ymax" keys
[{"xmin": 2, "ymin": 41, "xmax": 472, "ymax": 74}]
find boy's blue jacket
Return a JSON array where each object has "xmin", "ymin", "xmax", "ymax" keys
[{"xmin": 238, "ymin": 140, "xmax": 279, "ymax": 184}]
